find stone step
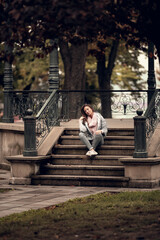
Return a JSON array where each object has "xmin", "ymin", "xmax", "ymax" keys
[
  {"xmin": 64, "ymin": 128, "xmax": 134, "ymax": 136},
  {"xmin": 31, "ymin": 175, "xmax": 129, "ymax": 187},
  {"xmin": 51, "ymin": 154, "xmax": 127, "ymax": 166},
  {"xmin": 59, "ymin": 135, "xmax": 134, "ymax": 146},
  {"xmin": 53, "ymin": 145, "xmax": 134, "ymax": 156},
  {"xmin": 31, "ymin": 125, "xmax": 135, "ymax": 187},
  {"xmin": 41, "ymin": 164, "xmax": 124, "ymax": 176}
]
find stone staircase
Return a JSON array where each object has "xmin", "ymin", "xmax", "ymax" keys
[{"xmin": 32, "ymin": 127, "xmax": 134, "ymax": 187}]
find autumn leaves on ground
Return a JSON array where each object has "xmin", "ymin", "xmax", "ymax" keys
[{"xmin": 0, "ymin": 191, "xmax": 160, "ymax": 240}]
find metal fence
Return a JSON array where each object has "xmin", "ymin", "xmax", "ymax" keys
[
  {"xmin": 58, "ymin": 90, "xmax": 148, "ymax": 119},
  {"xmin": 1, "ymin": 89, "xmax": 160, "ymax": 154},
  {"xmin": 12, "ymin": 91, "xmax": 50, "ymax": 119},
  {"xmin": 145, "ymin": 89, "xmax": 160, "ymax": 142},
  {"xmin": 0, "ymin": 89, "xmax": 148, "ymax": 121},
  {"xmin": 36, "ymin": 90, "xmax": 59, "ymax": 147}
]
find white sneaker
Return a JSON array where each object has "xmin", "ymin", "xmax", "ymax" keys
[
  {"xmin": 86, "ymin": 149, "xmax": 98, "ymax": 156},
  {"xmin": 90, "ymin": 149, "xmax": 98, "ymax": 156},
  {"xmin": 86, "ymin": 150, "xmax": 92, "ymax": 156}
]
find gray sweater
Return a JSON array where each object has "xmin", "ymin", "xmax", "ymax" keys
[{"xmin": 79, "ymin": 112, "xmax": 108, "ymax": 140}]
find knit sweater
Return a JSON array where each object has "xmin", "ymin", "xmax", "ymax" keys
[{"xmin": 79, "ymin": 112, "xmax": 108, "ymax": 140}]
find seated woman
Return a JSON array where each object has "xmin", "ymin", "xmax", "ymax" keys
[{"xmin": 79, "ymin": 104, "xmax": 108, "ymax": 157}]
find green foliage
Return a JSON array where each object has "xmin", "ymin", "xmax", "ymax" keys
[
  {"xmin": 0, "ymin": 46, "xmax": 65, "ymax": 91},
  {"xmin": 1, "ymin": 42, "xmax": 146, "ymax": 92},
  {"xmin": 86, "ymin": 41, "xmax": 146, "ymax": 90},
  {"xmin": 1, "ymin": 0, "xmax": 160, "ymax": 60},
  {"xmin": 13, "ymin": 48, "xmax": 49, "ymax": 90},
  {"xmin": 112, "ymin": 43, "xmax": 146, "ymax": 90}
]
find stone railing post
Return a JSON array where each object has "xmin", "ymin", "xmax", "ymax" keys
[
  {"xmin": 133, "ymin": 109, "xmax": 148, "ymax": 158},
  {"xmin": 23, "ymin": 109, "xmax": 37, "ymax": 156}
]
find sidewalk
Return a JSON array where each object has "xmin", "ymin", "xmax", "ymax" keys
[{"xmin": 0, "ymin": 169, "xmax": 160, "ymax": 219}]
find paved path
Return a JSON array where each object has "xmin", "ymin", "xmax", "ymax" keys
[
  {"xmin": 0, "ymin": 169, "xmax": 160, "ymax": 218},
  {"xmin": 0, "ymin": 169, "xmax": 109, "ymax": 218}
]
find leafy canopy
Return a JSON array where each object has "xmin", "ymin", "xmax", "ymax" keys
[{"xmin": 1, "ymin": 0, "xmax": 160, "ymax": 58}]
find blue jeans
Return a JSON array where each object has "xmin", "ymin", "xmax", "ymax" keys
[{"xmin": 79, "ymin": 132, "xmax": 103, "ymax": 150}]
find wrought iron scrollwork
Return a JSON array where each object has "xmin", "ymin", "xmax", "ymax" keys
[
  {"xmin": 111, "ymin": 92, "xmax": 147, "ymax": 115},
  {"xmin": 58, "ymin": 90, "xmax": 147, "ymax": 118},
  {"xmin": 9, "ymin": 90, "xmax": 70, "ymax": 148},
  {"xmin": 4, "ymin": 89, "xmax": 151, "ymax": 148},
  {"xmin": 12, "ymin": 91, "xmax": 49, "ymax": 119},
  {"xmin": 36, "ymin": 90, "xmax": 60, "ymax": 148},
  {"xmin": 145, "ymin": 90, "xmax": 160, "ymax": 142}
]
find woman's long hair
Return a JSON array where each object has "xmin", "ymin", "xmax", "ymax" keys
[{"xmin": 81, "ymin": 104, "xmax": 94, "ymax": 121}]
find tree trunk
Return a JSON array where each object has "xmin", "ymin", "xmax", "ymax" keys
[
  {"xmin": 59, "ymin": 40, "xmax": 88, "ymax": 118},
  {"xmin": 97, "ymin": 40, "xmax": 119, "ymax": 118}
]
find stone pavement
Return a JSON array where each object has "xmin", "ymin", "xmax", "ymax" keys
[{"xmin": 0, "ymin": 169, "xmax": 160, "ymax": 219}]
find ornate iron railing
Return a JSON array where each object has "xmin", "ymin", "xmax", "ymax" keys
[
  {"xmin": 12, "ymin": 91, "xmax": 50, "ymax": 119},
  {"xmin": 35, "ymin": 90, "xmax": 69, "ymax": 148},
  {"xmin": 1, "ymin": 89, "xmax": 150, "ymax": 150},
  {"xmin": 58, "ymin": 90, "xmax": 148, "ymax": 118},
  {"xmin": 2, "ymin": 90, "xmax": 69, "ymax": 121},
  {"xmin": 144, "ymin": 89, "xmax": 160, "ymax": 142},
  {"xmin": 1, "ymin": 89, "xmax": 148, "ymax": 120},
  {"xmin": 34, "ymin": 89, "xmax": 148, "ymax": 149},
  {"xmin": 36, "ymin": 90, "xmax": 58, "ymax": 148},
  {"xmin": 0, "ymin": 90, "xmax": 69, "ymax": 148}
]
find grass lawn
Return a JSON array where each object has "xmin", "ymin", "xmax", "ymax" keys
[{"xmin": 0, "ymin": 191, "xmax": 160, "ymax": 240}]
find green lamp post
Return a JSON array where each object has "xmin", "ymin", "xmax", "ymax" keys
[
  {"xmin": 2, "ymin": 44, "xmax": 14, "ymax": 123},
  {"xmin": 147, "ymin": 42, "xmax": 156, "ymax": 105},
  {"xmin": 48, "ymin": 39, "xmax": 59, "ymax": 92}
]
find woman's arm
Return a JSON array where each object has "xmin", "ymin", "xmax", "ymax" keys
[
  {"xmin": 96, "ymin": 113, "xmax": 108, "ymax": 136},
  {"xmin": 79, "ymin": 117, "xmax": 87, "ymax": 132}
]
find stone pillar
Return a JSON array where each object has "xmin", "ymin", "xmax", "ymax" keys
[
  {"xmin": 147, "ymin": 42, "xmax": 156, "ymax": 105},
  {"xmin": 120, "ymin": 157, "xmax": 160, "ymax": 188},
  {"xmin": 2, "ymin": 44, "xmax": 14, "ymax": 123},
  {"xmin": 48, "ymin": 39, "xmax": 59, "ymax": 92},
  {"xmin": 133, "ymin": 109, "xmax": 148, "ymax": 158},
  {"xmin": 23, "ymin": 109, "xmax": 37, "ymax": 156}
]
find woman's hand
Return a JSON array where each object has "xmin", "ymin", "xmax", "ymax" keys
[
  {"xmin": 80, "ymin": 116, "xmax": 85, "ymax": 121},
  {"xmin": 80, "ymin": 116, "xmax": 86, "ymax": 124},
  {"xmin": 95, "ymin": 130, "xmax": 102, "ymax": 135}
]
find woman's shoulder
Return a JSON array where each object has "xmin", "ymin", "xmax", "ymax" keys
[
  {"xmin": 95, "ymin": 112, "xmax": 102, "ymax": 117},
  {"xmin": 95, "ymin": 112, "xmax": 106, "ymax": 120}
]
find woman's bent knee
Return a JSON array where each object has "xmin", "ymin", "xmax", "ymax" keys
[
  {"xmin": 94, "ymin": 134, "xmax": 103, "ymax": 140},
  {"xmin": 79, "ymin": 132, "xmax": 85, "ymax": 138}
]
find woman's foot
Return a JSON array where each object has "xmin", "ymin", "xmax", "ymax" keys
[{"xmin": 86, "ymin": 149, "xmax": 98, "ymax": 156}]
